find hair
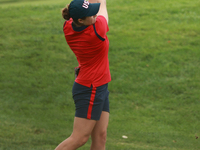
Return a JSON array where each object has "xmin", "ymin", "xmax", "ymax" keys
[
  {"xmin": 62, "ymin": 4, "xmax": 86, "ymax": 26},
  {"xmin": 62, "ymin": 4, "xmax": 71, "ymax": 20}
]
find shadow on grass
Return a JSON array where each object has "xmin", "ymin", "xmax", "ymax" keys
[{"xmin": 0, "ymin": 0, "xmax": 42, "ymax": 4}]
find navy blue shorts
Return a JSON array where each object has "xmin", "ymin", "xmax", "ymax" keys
[{"xmin": 72, "ymin": 82, "xmax": 110, "ymax": 121}]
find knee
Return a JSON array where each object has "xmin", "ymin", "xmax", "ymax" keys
[
  {"xmin": 73, "ymin": 134, "xmax": 90, "ymax": 147},
  {"xmin": 80, "ymin": 135, "xmax": 90, "ymax": 146},
  {"xmin": 95, "ymin": 130, "xmax": 107, "ymax": 145},
  {"xmin": 100, "ymin": 130, "xmax": 107, "ymax": 144}
]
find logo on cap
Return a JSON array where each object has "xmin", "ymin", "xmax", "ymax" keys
[{"xmin": 82, "ymin": 0, "xmax": 89, "ymax": 9}]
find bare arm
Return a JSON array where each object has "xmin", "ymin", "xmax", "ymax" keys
[
  {"xmin": 89, "ymin": 0, "xmax": 97, "ymax": 3},
  {"xmin": 97, "ymin": 0, "xmax": 108, "ymax": 23},
  {"xmin": 89, "ymin": 0, "xmax": 108, "ymax": 23}
]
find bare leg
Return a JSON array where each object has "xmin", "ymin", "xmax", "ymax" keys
[
  {"xmin": 90, "ymin": 111, "xmax": 109, "ymax": 150},
  {"xmin": 55, "ymin": 117, "xmax": 96, "ymax": 150}
]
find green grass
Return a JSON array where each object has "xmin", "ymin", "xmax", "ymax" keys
[{"xmin": 0, "ymin": 0, "xmax": 200, "ymax": 149}]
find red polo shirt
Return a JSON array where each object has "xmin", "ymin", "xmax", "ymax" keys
[{"xmin": 63, "ymin": 16, "xmax": 111, "ymax": 87}]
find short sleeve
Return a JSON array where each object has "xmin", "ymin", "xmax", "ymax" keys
[{"xmin": 94, "ymin": 15, "xmax": 109, "ymax": 39}]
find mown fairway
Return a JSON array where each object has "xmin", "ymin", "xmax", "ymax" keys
[{"xmin": 0, "ymin": 0, "xmax": 200, "ymax": 149}]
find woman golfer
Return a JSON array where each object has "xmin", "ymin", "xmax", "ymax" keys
[{"xmin": 55, "ymin": 0, "xmax": 111, "ymax": 149}]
